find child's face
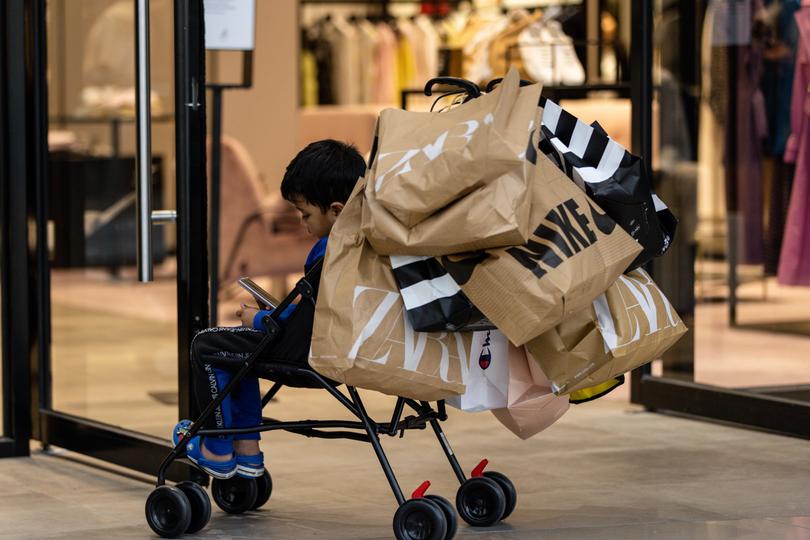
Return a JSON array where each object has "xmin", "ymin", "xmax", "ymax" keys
[{"xmin": 291, "ymin": 197, "xmax": 343, "ymax": 238}]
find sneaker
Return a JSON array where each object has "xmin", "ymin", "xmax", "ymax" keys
[
  {"xmin": 172, "ymin": 420, "xmax": 236, "ymax": 480},
  {"xmin": 235, "ymin": 452, "xmax": 265, "ymax": 478}
]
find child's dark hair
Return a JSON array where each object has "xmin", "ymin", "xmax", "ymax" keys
[{"xmin": 281, "ymin": 139, "xmax": 366, "ymax": 211}]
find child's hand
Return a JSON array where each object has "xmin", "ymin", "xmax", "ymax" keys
[{"xmin": 236, "ymin": 304, "xmax": 259, "ymax": 327}]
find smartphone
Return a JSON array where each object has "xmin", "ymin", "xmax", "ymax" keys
[{"xmin": 238, "ymin": 277, "xmax": 281, "ymax": 310}]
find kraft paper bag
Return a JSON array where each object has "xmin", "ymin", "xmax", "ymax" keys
[
  {"xmin": 309, "ymin": 178, "xmax": 473, "ymax": 402},
  {"xmin": 441, "ymin": 117, "xmax": 643, "ymax": 346},
  {"xmin": 361, "ymin": 69, "xmax": 539, "ymax": 256},
  {"xmin": 526, "ymin": 269, "xmax": 688, "ymax": 395},
  {"xmin": 372, "ymin": 68, "xmax": 541, "ymax": 228},
  {"xmin": 490, "ymin": 346, "xmax": 570, "ymax": 440},
  {"xmin": 446, "ymin": 329, "xmax": 510, "ymax": 412}
]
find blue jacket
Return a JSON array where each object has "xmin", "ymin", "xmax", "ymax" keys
[{"xmin": 252, "ymin": 237, "xmax": 327, "ymax": 331}]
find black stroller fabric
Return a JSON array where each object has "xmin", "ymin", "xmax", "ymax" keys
[
  {"xmin": 538, "ymin": 97, "xmax": 677, "ymax": 270},
  {"xmin": 390, "ymin": 255, "xmax": 495, "ymax": 332}
]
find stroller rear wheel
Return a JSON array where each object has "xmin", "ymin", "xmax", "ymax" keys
[
  {"xmin": 176, "ymin": 481, "xmax": 211, "ymax": 534},
  {"xmin": 483, "ymin": 471, "xmax": 516, "ymax": 520},
  {"xmin": 211, "ymin": 476, "xmax": 258, "ymax": 514},
  {"xmin": 393, "ymin": 498, "xmax": 448, "ymax": 540},
  {"xmin": 455, "ymin": 477, "xmax": 506, "ymax": 527},
  {"xmin": 145, "ymin": 485, "xmax": 192, "ymax": 538},
  {"xmin": 251, "ymin": 470, "xmax": 273, "ymax": 510}
]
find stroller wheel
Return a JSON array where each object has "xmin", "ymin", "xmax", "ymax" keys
[
  {"xmin": 145, "ymin": 485, "xmax": 192, "ymax": 538},
  {"xmin": 455, "ymin": 477, "xmax": 506, "ymax": 527},
  {"xmin": 483, "ymin": 471, "xmax": 516, "ymax": 520},
  {"xmin": 211, "ymin": 476, "xmax": 258, "ymax": 514},
  {"xmin": 425, "ymin": 495, "xmax": 457, "ymax": 539},
  {"xmin": 393, "ymin": 498, "xmax": 448, "ymax": 540},
  {"xmin": 176, "ymin": 481, "xmax": 211, "ymax": 534},
  {"xmin": 251, "ymin": 470, "xmax": 273, "ymax": 510}
]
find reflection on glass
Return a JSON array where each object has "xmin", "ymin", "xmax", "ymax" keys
[
  {"xmin": 47, "ymin": 0, "xmax": 177, "ymax": 437},
  {"xmin": 653, "ymin": 1, "xmax": 810, "ymax": 396}
]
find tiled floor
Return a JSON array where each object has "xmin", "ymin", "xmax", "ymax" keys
[{"xmin": 2, "ymin": 399, "xmax": 810, "ymax": 538}]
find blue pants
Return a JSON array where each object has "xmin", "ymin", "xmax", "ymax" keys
[{"xmin": 190, "ymin": 327, "xmax": 265, "ymax": 455}]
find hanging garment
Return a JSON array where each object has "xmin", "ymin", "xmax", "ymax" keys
[
  {"xmin": 324, "ymin": 16, "xmax": 360, "ymax": 105},
  {"xmin": 357, "ymin": 19, "xmax": 379, "ymax": 104},
  {"xmin": 489, "ymin": 10, "xmax": 544, "ymax": 81},
  {"xmin": 697, "ymin": 2, "xmax": 728, "ymax": 249},
  {"xmin": 778, "ymin": 8, "xmax": 810, "ymax": 285},
  {"xmin": 300, "ymin": 47, "xmax": 319, "ymax": 107},
  {"xmin": 462, "ymin": 15, "xmax": 508, "ymax": 84},
  {"xmin": 397, "ymin": 19, "xmax": 419, "ymax": 94},
  {"xmin": 412, "ymin": 15, "xmax": 440, "ymax": 85},
  {"xmin": 373, "ymin": 22, "xmax": 399, "ymax": 104},
  {"xmin": 309, "ymin": 22, "xmax": 336, "ymax": 105}
]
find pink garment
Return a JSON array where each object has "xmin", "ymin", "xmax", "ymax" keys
[
  {"xmin": 373, "ymin": 23, "xmax": 397, "ymax": 105},
  {"xmin": 778, "ymin": 8, "xmax": 810, "ymax": 285}
]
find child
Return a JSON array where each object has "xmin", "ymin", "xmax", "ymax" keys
[{"xmin": 174, "ymin": 140, "xmax": 366, "ymax": 479}]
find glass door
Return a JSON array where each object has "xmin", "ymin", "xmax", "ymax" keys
[
  {"xmin": 33, "ymin": 0, "xmax": 209, "ymax": 475},
  {"xmin": 632, "ymin": 0, "xmax": 810, "ymax": 438}
]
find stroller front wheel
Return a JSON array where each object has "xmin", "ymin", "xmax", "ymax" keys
[
  {"xmin": 176, "ymin": 481, "xmax": 211, "ymax": 534},
  {"xmin": 211, "ymin": 476, "xmax": 258, "ymax": 514},
  {"xmin": 145, "ymin": 485, "xmax": 192, "ymax": 538},
  {"xmin": 393, "ymin": 498, "xmax": 448, "ymax": 540},
  {"xmin": 483, "ymin": 471, "xmax": 516, "ymax": 520},
  {"xmin": 251, "ymin": 470, "xmax": 273, "ymax": 510}
]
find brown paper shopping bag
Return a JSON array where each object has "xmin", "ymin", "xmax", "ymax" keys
[
  {"xmin": 526, "ymin": 268, "xmax": 688, "ymax": 395},
  {"xmin": 373, "ymin": 68, "xmax": 540, "ymax": 227},
  {"xmin": 441, "ymin": 130, "xmax": 643, "ymax": 346},
  {"xmin": 490, "ymin": 345, "xmax": 570, "ymax": 440},
  {"xmin": 309, "ymin": 179, "xmax": 473, "ymax": 402},
  {"xmin": 361, "ymin": 69, "xmax": 539, "ymax": 256}
]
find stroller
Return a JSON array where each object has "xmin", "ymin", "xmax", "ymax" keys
[{"xmin": 144, "ymin": 234, "xmax": 517, "ymax": 539}]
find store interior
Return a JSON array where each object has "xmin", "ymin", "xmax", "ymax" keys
[{"xmin": 37, "ymin": 0, "xmax": 810, "ymax": 440}]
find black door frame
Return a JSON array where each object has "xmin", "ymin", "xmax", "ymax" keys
[{"xmin": 1, "ymin": 0, "xmax": 210, "ymax": 476}]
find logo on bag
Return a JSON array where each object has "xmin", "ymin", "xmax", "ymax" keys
[
  {"xmin": 507, "ymin": 197, "xmax": 614, "ymax": 279},
  {"xmin": 478, "ymin": 330, "xmax": 492, "ymax": 370},
  {"xmin": 349, "ymin": 286, "xmax": 471, "ymax": 383}
]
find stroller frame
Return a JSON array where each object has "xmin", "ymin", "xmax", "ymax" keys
[
  {"xmin": 147, "ymin": 263, "xmax": 515, "ymax": 539},
  {"xmin": 155, "ymin": 269, "xmax": 466, "ymax": 503}
]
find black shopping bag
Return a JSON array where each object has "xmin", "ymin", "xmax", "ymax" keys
[
  {"xmin": 538, "ymin": 97, "xmax": 677, "ymax": 270},
  {"xmin": 390, "ymin": 255, "xmax": 495, "ymax": 332}
]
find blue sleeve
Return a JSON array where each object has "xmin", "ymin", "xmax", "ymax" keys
[
  {"xmin": 305, "ymin": 237, "xmax": 328, "ymax": 270},
  {"xmin": 252, "ymin": 304, "xmax": 296, "ymax": 331}
]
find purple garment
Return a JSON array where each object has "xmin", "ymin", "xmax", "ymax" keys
[{"xmin": 778, "ymin": 8, "xmax": 810, "ymax": 285}]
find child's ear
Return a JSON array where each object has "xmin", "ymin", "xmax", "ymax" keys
[{"xmin": 329, "ymin": 202, "xmax": 344, "ymax": 217}]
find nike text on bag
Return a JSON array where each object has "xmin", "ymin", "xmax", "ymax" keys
[
  {"xmin": 441, "ymin": 126, "xmax": 643, "ymax": 346},
  {"xmin": 309, "ymin": 180, "xmax": 472, "ymax": 401},
  {"xmin": 526, "ymin": 268, "xmax": 687, "ymax": 395},
  {"xmin": 446, "ymin": 329, "xmax": 510, "ymax": 412},
  {"xmin": 490, "ymin": 345, "xmax": 570, "ymax": 440},
  {"xmin": 390, "ymin": 254, "xmax": 495, "ymax": 332},
  {"xmin": 538, "ymin": 97, "xmax": 677, "ymax": 270},
  {"xmin": 361, "ymin": 68, "xmax": 539, "ymax": 256}
]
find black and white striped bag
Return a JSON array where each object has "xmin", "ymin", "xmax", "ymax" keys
[
  {"xmin": 389, "ymin": 255, "xmax": 495, "ymax": 332},
  {"xmin": 538, "ymin": 97, "xmax": 677, "ymax": 270}
]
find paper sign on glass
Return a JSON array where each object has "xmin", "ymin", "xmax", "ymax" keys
[{"xmin": 204, "ymin": 0, "xmax": 256, "ymax": 51}]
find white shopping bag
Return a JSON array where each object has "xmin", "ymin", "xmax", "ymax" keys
[{"xmin": 446, "ymin": 329, "xmax": 510, "ymax": 412}]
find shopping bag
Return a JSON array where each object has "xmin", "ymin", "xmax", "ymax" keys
[
  {"xmin": 390, "ymin": 254, "xmax": 494, "ymax": 332},
  {"xmin": 490, "ymin": 346, "xmax": 570, "ymax": 440},
  {"xmin": 309, "ymin": 178, "xmax": 473, "ymax": 402},
  {"xmin": 538, "ymin": 97, "xmax": 677, "ymax": 270},
  {"xmin": 361, "ymin": 69, "xmax": 540, "ymax": 256},
  {"xmin": 441, "ymin": 116, "xmax": 643, "ymax": 346},
  {"xmin": 526, "ymin": 268, "xmax": 688, "ymax": 395},
  {"xmin": 446, "ymin": 330, "xmax": 510, "ymax": 412},
  {"xmin": 373, "ymin": 67, "xmax": 539, "ymax": 227}
]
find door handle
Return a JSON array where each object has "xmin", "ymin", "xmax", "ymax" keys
[{"xmin": 135, "ymin": 0, "xmax": 176, "ymax": 282}]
